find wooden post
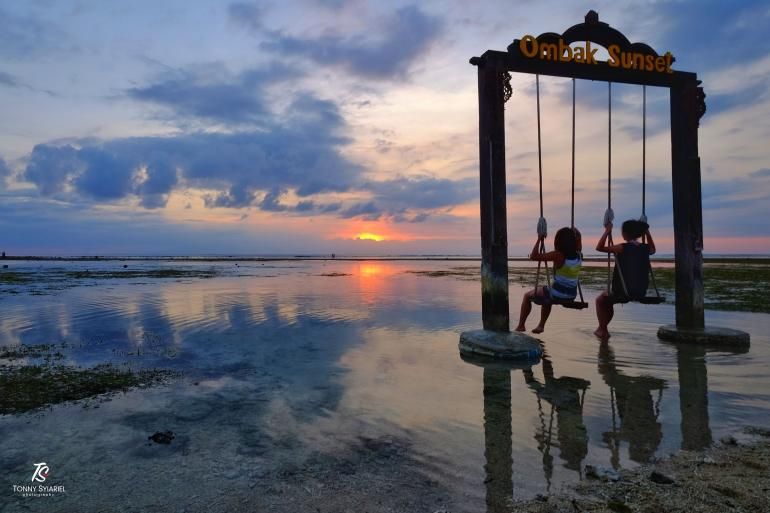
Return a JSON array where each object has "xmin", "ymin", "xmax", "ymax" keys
[
  {"xmin": 483, "ymin": 369, "xmax": 513, "ymax": 511},
  {"xmin": 669, "ymin": 78, "xmax": 706, "ymax": 329},
  {"xmin": 477, "ymin": 61, "xmax": 510, "ymax": 332}
]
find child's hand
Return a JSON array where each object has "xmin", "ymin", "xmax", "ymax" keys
[{"xmin": 604, "ymin": 222, "xmax": 613, "ymax": 233}]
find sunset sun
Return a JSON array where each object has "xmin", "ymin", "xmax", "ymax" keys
[{"xmin": 355, "ymin": 232, "xmax": 386, "ymax": 242}]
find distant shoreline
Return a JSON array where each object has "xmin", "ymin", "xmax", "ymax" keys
[{"xmin": 2, "ymin": 255, "xmax": 769, "ymax": 264}]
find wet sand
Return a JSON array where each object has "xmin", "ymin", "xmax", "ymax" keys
[{"xmin": 515, "ymin": 429, "xmax": 770, "ymax": 513}]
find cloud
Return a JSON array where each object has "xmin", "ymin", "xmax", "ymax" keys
[
  {"xmin": 0, "ymin": 70, "xmax": 19, "ymax": 88},
  {"xmin": 259, "ymin": 5, "xmax": 442, "ymax": 79},
  {"xmin": 0, "ymin": 68, "xmax": 56, "ymax": 96},
  {"xmin": 646, "ymin": 1, "xmax": 770, "ymax": 71},
  {"xmin": 228, "ymin": 2, "xmax": 264, "ymax": 32},
  {"xmin": 0, "ymin": 156, "xmax": 9, "ymax": 189},
  {"xmin": 126, "ymin": 62, "xmax": 303, "ymax": 126},
  {"xmin": 365, "ymin": 176, "xmax": 477, "ymax": 210},
  {"xmin": 339, "ymin": 201, "xmax": 381, "ymax": 220},
  {"xmin": 22, "ymin": 92, "xmax": 362, "ymax": 209},
  {"xmin": 0, "ymin": 7, "xmax": 71, "ymax": 60},
  {"xmin": 331, "ymin": 176, "xmax": 477, "ymax": 222}
]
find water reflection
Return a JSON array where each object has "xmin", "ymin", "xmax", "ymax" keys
[
  {"xmin": 461, "ymin": 335, "xmax": 755, "ymax": 511},
  {"xmin": 0, "ymin": 260, "xmax": 768, "ymax": 512},
  {"xmin": 597, "ymin": 341, "xmax": 666, "ymax": 466},
  {"xmin": 673, "ymin": 342, "xmax": 749, "ymax": 451},
  {"xmin": 523, "ymin": 354, "xmax": 590, "ymax": 487},
  {"xmin": 483, "ymin": 369, "xmax": 513, "ymax": 513}
]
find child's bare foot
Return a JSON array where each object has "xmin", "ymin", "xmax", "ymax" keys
[
  {"xmin": 593, "ymin": 327, "xmax": 610, "ymax": 339},
  {"xmin": 514, "ymin": 324, "xmax": 526, "ymax": 332},
  {"xmin": 532, "ymin": 325, "xmax": 545, "ymax": 334}
]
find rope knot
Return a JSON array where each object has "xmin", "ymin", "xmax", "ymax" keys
[
  {"xmin": 603, "ymin": 208, "xmax": 615, "ymax": 228},
  {"xmin": 536, "ymin": 217, "xmax": 548, "ymax": 238}
]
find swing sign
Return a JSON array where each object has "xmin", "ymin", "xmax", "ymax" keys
[{"xmin": 518, "ymin": 35, "xmax": 674, "ymax": 74}]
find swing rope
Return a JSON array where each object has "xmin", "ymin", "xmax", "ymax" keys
[
  {"xmin": 530, "ymin": 76, "xmax": 586, "ymax": 309},
  {"xmin": 641, "ymin": 85, "xmax": 647, "ymax": 224},
  {"xmin": 605, "ymin": 82, "xmax": 615, "ymax": 292},
  {"xmin": 571, "ymin": 78, "xmax": 576, "ymax": 230},
  {"xmin": 571, "ymin": 78, "xmax": 586, "ymax": 305},
  {"xmin": 604, "ymin": 84, "xmax": 662, "ymax": 302},
  {"xmin": 640, "ymin": 85, "xmax": 662, "ymax": 300},
  {"xmin": 534, "ymin": 75, "xmax": 550, "ymax": 293}
]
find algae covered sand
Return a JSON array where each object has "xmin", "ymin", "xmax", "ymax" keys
[
  {"xmin": 0, "ymin": 266, "xmax": 218, "ymax": 295},
  {"xmin": 408, "ymin": 260, "xmax": 770, "ymax": 313},
  {"xmin": 0, "ymin": 344, "xmax": 178, "ymax": 415}
]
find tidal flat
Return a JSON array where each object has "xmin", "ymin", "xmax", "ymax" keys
[
  {"xmin": 408, "ymin": 259, "xmax": 770, "ymax": 313},
  {"xmin": 0, "ymin": 258, "xmax": 768, "ymax": 512}
]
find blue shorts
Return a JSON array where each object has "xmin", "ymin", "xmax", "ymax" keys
[{"xmin": 540, "ymin": 286, "xmax": 576, "ymax": 305}]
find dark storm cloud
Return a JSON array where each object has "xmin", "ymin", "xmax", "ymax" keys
[{"xmin": 259, "ymin": 6, "xmax": 442, "ymax": 79}]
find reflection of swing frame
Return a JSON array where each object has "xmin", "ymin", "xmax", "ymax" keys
[{"xmin": 471, "ymin": 10, "xmax": 707, "ymax": 332}]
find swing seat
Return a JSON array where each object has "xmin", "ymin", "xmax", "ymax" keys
[
  {"xmin": 638, "ymin": 295, "xmax": 666, "ymax": 305},
  {"xmin": 609, "ymin": 294, "xmax": 666, "ymax": 305},
  {"xmin": 532, "ymin": 295, "xmax": 589, "ymax": 309}
]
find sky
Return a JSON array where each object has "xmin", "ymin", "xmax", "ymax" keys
[{"xmin": 0, "ymin": 0, "xmax": 769, "ymax": 256}]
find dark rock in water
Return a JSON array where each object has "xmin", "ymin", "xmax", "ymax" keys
[
  {"xmin": 649, "ymin": 471, "xmax": 675, "ymax": 484},
  {"xmin": 149, "ymin": 431, "xmax": 175, "ymax": 444},
  {"xmin": 586, "ymin": 464, "xmax": 620, "ymax": 482},
  {"xmin": 744, "ymin": 426, "xmax": 770, "ymax": 438},
  {"xmin": 123, "ymin": 264, "xmax": 128, "ymax": 268}
]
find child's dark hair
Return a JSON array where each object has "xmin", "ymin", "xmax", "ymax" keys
[
  {"xmin": 621, "ymin": 219, "xmax": 649, "ymax": 240},
  {"xmin": 554, "ymin": 227, "xmax": 579, "ymax": 259}
]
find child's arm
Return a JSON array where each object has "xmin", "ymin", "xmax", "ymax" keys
[
  {"xmin": 528, "ymin": 237, "xmax": 542, "ymax": 260},
  {"xmin": 529, "ymin": 236, "xmax": 566, "ymax": 265},
  {"xmin": 645, "ymin": 229, "xmax": 656, "ymax": 255},
  {"xmin": 596, "ymin": 223, "xmax": 624, "ymax": 254},
  {"xmin": 534, "ymin": 251, "xmax": 566, "ymax": 265}
]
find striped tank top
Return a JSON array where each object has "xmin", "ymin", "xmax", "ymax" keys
[{"xmin": 551, "ymin": 256, "xmax": 582, "ymax": 299}]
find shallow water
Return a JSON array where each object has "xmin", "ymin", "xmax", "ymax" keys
[{"xmin": 1, "ymin": 259, "xmax": 768, "ymax": 512}]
